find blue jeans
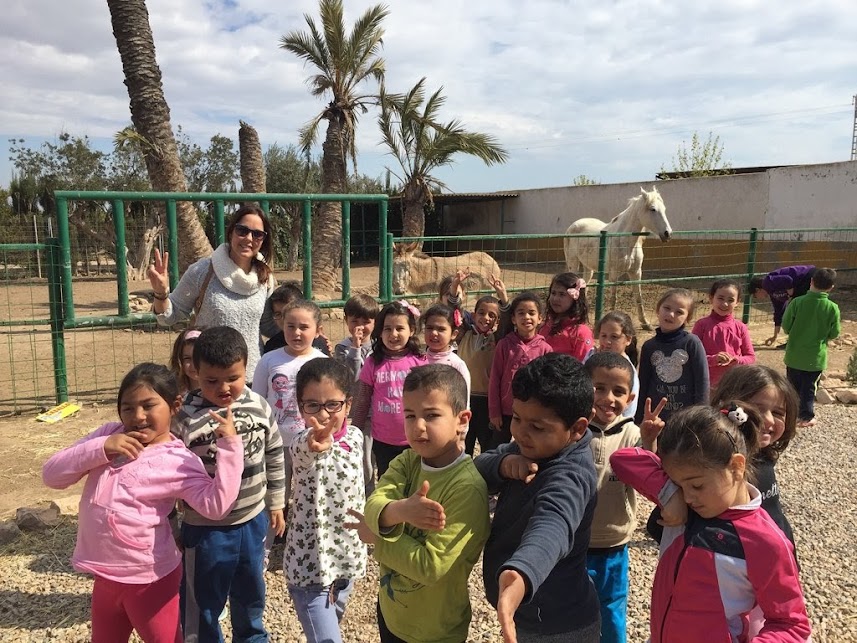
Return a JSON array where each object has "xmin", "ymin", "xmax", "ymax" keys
[
  {"xmin": 587, "ymin": 546, "xmax": 629, "ymax": 643},
  {"xmin": 288, "ymin": 580, "xmax": 353, "ymax": 643},
  {"xmin": 181, "ymin": 510, "xmax": 269, "ymax": 643}
]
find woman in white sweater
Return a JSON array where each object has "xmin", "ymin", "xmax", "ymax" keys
[{"xmin": 148, "ymin": 205, "xmax": 276, "ymax": 380}]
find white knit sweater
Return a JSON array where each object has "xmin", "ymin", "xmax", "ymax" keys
[{"xmin": 156, "ymin": 244, "xmax": 274, "ymax": 379}]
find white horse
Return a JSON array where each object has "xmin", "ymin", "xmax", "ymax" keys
[{"xmin": 563, "ymin": 187, "xmax": 672, "ymax": 330}]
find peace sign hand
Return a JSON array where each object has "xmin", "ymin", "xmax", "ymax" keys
[
  {"xmin": 306, "ymin": 415, "xmax": 336, "ymax": 453},
  {"xmin": 640, "ymin": 397, "xmax": 667, "ymax": 452},
  {"xmin": 208, "ymin": 406, "xmax": 237, "ymax": 438},
  {"xmin": 147, "ymin": 248, "xmax": 170, "ymax": 294},
  {"xmin": 488, "ymin": 273, "xmax": 508, "ymax": 303}
]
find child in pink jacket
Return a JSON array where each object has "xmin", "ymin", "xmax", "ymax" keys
[
  {"xmin": 42, "ymin": 363, "xmax": 243, "ymax": 643},
  {"xmin": 692, "ymin": 279, "xmax": 755, "ymax": 389}
]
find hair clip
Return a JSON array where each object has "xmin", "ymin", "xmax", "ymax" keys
[
  {"xmin": 184, "ymin": 330, "xmax": 202, "ymax": 340},
  {"xmin": 453, "ymin": 308, "xmax": 463, "ymax": 327},
  {"xmin": 720, "ymin": 403, "xmax": 748, "ymax": 427},
  {"xmin": 255, "ymin": 252, "xmax": 265, "ymax": 262},
  {"xmin": 398, "ymin": 300, "xmax": 421, "ymax": 319},
  {"xmin": 576, "ymin": 278, "xmax": 587, "ymax": 290}
]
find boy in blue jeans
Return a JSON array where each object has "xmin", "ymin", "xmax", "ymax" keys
[
  {"xmin": 782, "ymin": 267, "xmax": 840, "ymax": 427},
  {"xmin": 346, "ymin": 364, "xmax": 490, "ymax": 642},
  {"xmin": 476, "ymin": 352, "xmax": 600, "ymax": 642},
  {"xmin": 175, "ymin": 326, "xmax": 286, "ymax": 642}
]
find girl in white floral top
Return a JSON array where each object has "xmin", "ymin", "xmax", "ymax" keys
[{"xmin": 286, "ymin": 357, "xmax": 367, "ymax": 643}]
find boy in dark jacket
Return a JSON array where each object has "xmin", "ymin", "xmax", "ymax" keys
[{"xmin": 475, "ymin": 353, "xmax": 600, "ymax": 642}]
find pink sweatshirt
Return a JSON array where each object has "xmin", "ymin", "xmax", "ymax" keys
[
  {"xmin": 691, "ymin": 311, "xmax": 755, "ymax": 388},
  {"xmin": 489, "ymin": 333, "xmax": 553, "ymax": 418},
  {"xmin": 539, "ymin": 318, "xmax": 593, "ymax": 362},
  {"xmin": 42, "ymin": 422, "xmax": 243, "ymax": 584}
]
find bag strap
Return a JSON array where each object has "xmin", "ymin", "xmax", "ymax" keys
[{"xmin": 192, "ymin": 263, "xmax": 215, "ymax": 321}]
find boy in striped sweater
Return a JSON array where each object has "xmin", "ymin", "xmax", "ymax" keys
[{"xmin": 175, "ymin": 326, "xmax": 286, "ymax": 642}]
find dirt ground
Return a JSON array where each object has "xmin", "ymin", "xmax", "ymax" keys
[{"xmin": 3, "ymin": 263, "xmax": 857, "ymax": 517}]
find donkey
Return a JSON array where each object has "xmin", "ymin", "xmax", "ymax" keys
[{"xmin": 392, "ymin": 242, "xmax": 501, "ymax": 296}]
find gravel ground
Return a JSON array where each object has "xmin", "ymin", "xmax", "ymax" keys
[{"xmin": 1, "ymin": 405, "xmax": 856, "ymax": 642}]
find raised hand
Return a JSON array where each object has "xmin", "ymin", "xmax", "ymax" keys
[
  {"xmin": 500, "ymin": 454, "xmax": 538, "ymax": 483},
  {"xmin": 497, "ymin": 569, "xmax": 526, "ymax": 643},
  {"xmin": 451, "ymin": 268, "xmax": 470, "ymax": 292},
  {"xmin": 306, "ymin": 415, "xmax": 335, "ymax": 453},
  {"xmin": 350, "ymin": 324, "xmax": 365, "ymax": 348},
  {"xmin": 147, "ymin": 248, "xmax": 170, "ymax": 295},
  {"xmin": 343, "ymin": 508, "xmax": 377, "ymax": 545},
  {"xmin": 104, "ymin": 432, "xmax": 145, "ymax": 461},
  {"xmin": 488, "ymin": 273, "xmax": 508, "ymax": 303},
  {"xmin": 208, "ymin": 406, "xmax": 238, "ymax": 438},
  {"xmin": 640, "ymin": 397, "xmax": 667, "ymax": 452}
]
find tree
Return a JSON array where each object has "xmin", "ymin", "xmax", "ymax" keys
[
  {"xmin": 239, "ymin": 120, "xmax": 266, "ymax": 195},
  {"xmin": 660, "ymin": 131, "xmax": 732, "ymax": 178},
  {"xmin": 279, "ymin": 0, "xmax": 389, "ymax": 292},
  {"xmin": 572, "ymin": 174, "xmax": 600, "ymax": 186},
  {"xmin": 378, "ymin": 77, "xmax": 508, "ymax": 242},
  {"xmin": 106, "ymin": 0, "xmax": 212, "ymax": 270}
]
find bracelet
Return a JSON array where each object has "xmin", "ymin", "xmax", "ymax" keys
[{"xmin": 153, "ymin": 291, "xmax": 169, "ymax": 301}]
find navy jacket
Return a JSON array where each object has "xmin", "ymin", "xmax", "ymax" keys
[
  {"xmin": 762, "ymin": 265, "xmax": 815, "ymax": 327},
  {"xmin": 475, "ymin": 433, "xmax": 599, "ymax": 635}
]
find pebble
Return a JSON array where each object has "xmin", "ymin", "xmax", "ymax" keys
[{"xmin": 2, "ymin": 406, "xmax": 856, "ymax": 641}]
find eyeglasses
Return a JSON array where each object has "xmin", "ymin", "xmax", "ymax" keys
[
  {"xmin": 233, "ymin": 223, "xmax": 267, "ymax": 241},
  {"xmin": 300, "ymin": 400, "xmax": 347, "ymax": 414}
]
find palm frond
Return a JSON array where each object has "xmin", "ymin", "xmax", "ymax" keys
[{"xmin": 298, "ymin": 114, "xmax": 326, "ymax": 156}]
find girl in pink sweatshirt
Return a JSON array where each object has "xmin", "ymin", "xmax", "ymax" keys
[
  {"xmin": 692, "ymin": 279, "xmax": 755, "ymax": 389},
  {"xmin": 42, "ymin": 363, "xmax": 243, "ymax": 643}
]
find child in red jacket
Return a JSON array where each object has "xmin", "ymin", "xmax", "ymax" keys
[{"xmin": 611, "ymin": 404, "xmax": 811, "ymax": 643}]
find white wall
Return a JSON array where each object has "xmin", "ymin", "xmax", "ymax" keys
[{"xmin": 442, "ymin": 160, "xmax": 857, "ymax": 235}]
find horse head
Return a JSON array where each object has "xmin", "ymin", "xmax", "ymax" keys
[
  {"xmin": 640, "ymin": 186, "xmax": 672, "ymax": 242},
  {"xmin": 392, "ymin": 242, "xmax": 419, "ymax": 295}
]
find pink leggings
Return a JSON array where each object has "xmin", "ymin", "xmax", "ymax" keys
[{"xmin": 91, "ymin": 564, "xmax": 183, "ymax": 643}]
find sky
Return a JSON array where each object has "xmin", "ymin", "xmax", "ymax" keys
[{"xmin": 1, "ymin": 0, "xmax": 856, "ymax": 192}]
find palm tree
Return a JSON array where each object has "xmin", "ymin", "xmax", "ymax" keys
[
  {"xmin": 279, "ymin": 0, "xmax": 389, "ymax": 293},
  {"xmin": 238, "ymin": 120, "xmax": 266, "ymax": 195},
  {"xmin": 379, "ymin": 78, "xmax": 508, "ymax": 243},
  {"xmin": 106, "ymin": 0, "xmax": 212, "ymax": 271}
]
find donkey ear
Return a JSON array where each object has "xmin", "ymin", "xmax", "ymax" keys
[
  {"xmin": 404, "ymin": 241, "xmax": 419, "ymax": 254},
  {"xmin": 640, "ymin": 186, "xmax": 647, "ymax": 195}
]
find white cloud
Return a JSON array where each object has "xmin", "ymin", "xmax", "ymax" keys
[{"xmin": 1, "ymin": 0, "xmax": 855, "ymax": 191}]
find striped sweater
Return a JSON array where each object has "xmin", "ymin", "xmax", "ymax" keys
[{"xmin": 175, "ymin": 386, "xmax": 286, "ymax": 527}]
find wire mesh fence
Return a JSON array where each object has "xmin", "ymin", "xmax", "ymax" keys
[{"xmin": 3, "ymin": 219, "xmax": 856, "ymax": 415}]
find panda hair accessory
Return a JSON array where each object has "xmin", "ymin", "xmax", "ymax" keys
[{"xmin": 720, "ymin": 404, "xmax": 748, "ymax": 427}]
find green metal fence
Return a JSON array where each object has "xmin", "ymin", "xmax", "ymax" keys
[
  {"xmin": 389, "ymin": 227, "xmax": 857, "ymax": 323},
  {"xmin": 3, "ymin": 211, "xmax": 856, "ymax": 414}
]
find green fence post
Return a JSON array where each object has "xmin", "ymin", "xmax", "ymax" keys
[
  {"xmin": 214, "ymin": 200, "xmax": 226, "ymax": 246},
  {"xmin": 302, "ymin": 199, "xmax": 313, "ymax": 300},
  {"xmin": 113, "ymin": 200, "xmax": 130, "ymax": 316},
  {"xmin": 55, "ymin": 196, "xmax": 75, "ymax": 323},
  {"xmin": 342, "ymin": 200, "xmax": 351, "ymax": 300},
  {"xmin": 260, "ymin": 199, "xmax": 270, "ymax": 216},
  {"xmin": 166, "ymin": 199, "xmax": 180, "ymax": 289},
  {"xmin": 385, "ymin": 233, "xmax": 394, "ymax": 302},
  {"xmin": 743, "ymin": 227, "xmax": 759, "ymax": 324},
  {"xmin": 595, "ymin": 230, "xmax": 608, "ymax": 322},
  {"xmin": 47, "ymin": 238, "xmax": 68, "ymax": 403},
  {"xmin": 379, "ymin": 199, "xmax": 389, "ymax": 301}
]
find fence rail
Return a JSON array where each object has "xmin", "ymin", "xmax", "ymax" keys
[{"xmin": 3, "ymin": 194, "xmax": 856, "ymax": 415}]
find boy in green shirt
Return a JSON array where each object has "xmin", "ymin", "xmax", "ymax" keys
[
  {"xmin": 346, "ymin": 364, "xmax": 490, "ymax": 643},
  {"xmin": 782, "ymin": 267, "xmax": 840, "ymax": 427}
]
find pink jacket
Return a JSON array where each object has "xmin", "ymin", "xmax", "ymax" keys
[
  {"xmin": 691, "ymin": 312, "xmax": 755, "ymax": 388},
  {"xmin": 610, "ymin": 448, "xmax": 811, "ymax": 643},
  {"xmin": 538, "ymin": 318, "xmax": 593, "ymax": 362},
  {"xmin": 489, "ymin": 333, "xmax": 552, "ymax": 418},
  {"xmin": 42, "ymin": 422, "xmax": 243, "ymax": 584}
]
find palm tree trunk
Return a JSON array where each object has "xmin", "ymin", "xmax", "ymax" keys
[
  {"xmin": 314, "ymin": 116, "xmax": 347, "ymax": 293},
  {"xmin": 401, "ymin": 181, "xmax": 427, "ymax": 250},
  {"xmin": 239, "ymin": 120, "xmax": 266, "ymax": 195},
  {"xmin": 106, "ymin": 0, "xmax": 212, "ymax": 271}
]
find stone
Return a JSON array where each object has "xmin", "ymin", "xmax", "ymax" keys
[
  {"xmin": 15, "ymin": 501, "xmax": 60, "ymax": 531},
  {"xmin": 816, "ymin": 387, "xmax": 836, "ymax": 405},
  {"xmin": 0, "ymin": 521, "xmax": 21, "ymax": 545},
  {"xmin": 835, "ymin": 389, "xmax": 857, "ymax": 405},
  {"xmin": 52, "ymin": 494, "xmax": 81, "ymax": 516}
]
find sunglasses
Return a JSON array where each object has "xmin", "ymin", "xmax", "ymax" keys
[{"xmin": 233, "ymin": 223, "xmax": 267, "ymax": 241}]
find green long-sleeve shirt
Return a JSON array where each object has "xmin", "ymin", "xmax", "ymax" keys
[
  {"xmin": 365, "ymin": 450, "xmax": 489, "ymax": 643},
  {"xmin": 782, "ymin": 290, "xmax": 840, "ymax": 371}
]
